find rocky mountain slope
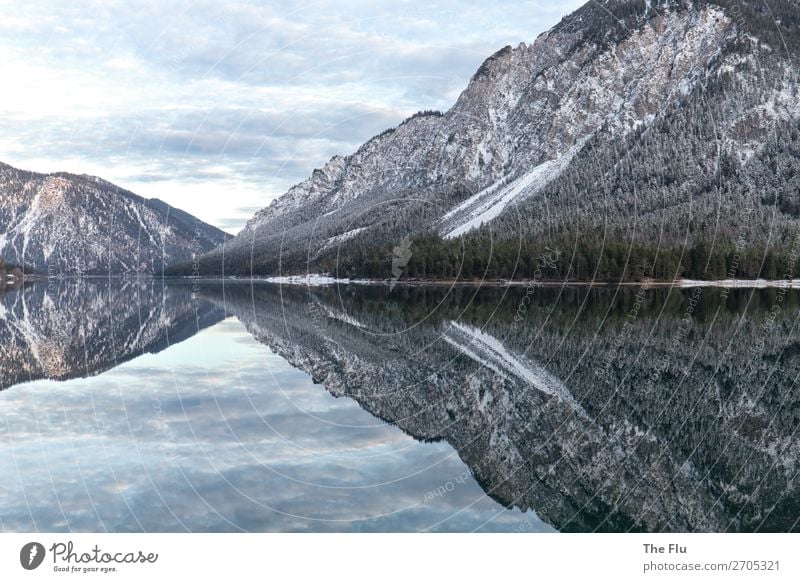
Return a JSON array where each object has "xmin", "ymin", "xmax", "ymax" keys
[
  {"xmin": 0, "ymin": 163, "xmax": 229, "ymax": 275},
  {"xmin": 183, "ymin": 0, "xmax": 800, "ymax": 277},
  {"xmin": 200, "ymin": 282, "xmax": 800, "ymax": 532}
]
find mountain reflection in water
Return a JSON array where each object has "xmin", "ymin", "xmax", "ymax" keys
[{"xmin": 1, "ymin": 279, "xmax": 798, "ymax": 532}]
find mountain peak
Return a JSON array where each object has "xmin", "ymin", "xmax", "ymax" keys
[{"xmin": 553, "ymin": 0, "xmax": 800, "ymax": 54}]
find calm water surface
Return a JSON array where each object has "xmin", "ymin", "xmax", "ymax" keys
[
  {"xmin": 0, "ymin": 280, "xmax": 548, "ymax": 532},
  {"xmin": 1, "ymin": 279, "xmax": 798, "ymax": 532}
]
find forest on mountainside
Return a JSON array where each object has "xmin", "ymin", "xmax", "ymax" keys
[{"xmin": 316, "ymin": 234, "xmax": 800, "ymax": 283}]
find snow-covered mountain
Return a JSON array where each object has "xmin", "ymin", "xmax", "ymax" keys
[
  {"xmin": 186, "ymin": 0, "xmax": 800, "ymax": 276},
  {"xmin": 0, "ymin": 163, "xmax": 229, "ymax": 275}
]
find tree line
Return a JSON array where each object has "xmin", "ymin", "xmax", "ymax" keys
[{"xmin": 319, "ymin": 234, "xmax": 800, "ymax": 283}]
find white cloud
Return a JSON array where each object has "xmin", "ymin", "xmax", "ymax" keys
[{"xmin": 0, "ymin": 0, "xmax": 582, "ymax": 233}]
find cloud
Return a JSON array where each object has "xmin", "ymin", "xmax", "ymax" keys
[{"xmin": 0, "ymin": 0, "xmax": 583, "ymax": 233}]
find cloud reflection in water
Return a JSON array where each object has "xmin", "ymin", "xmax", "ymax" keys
[{"xmin": 0, "ymin": 317, "xmax": 548, "ymax": 532}]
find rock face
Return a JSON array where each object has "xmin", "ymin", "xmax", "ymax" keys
[
  {"xmin": 188, "ymin": 0, "xmax": 800, "ymax": 276},
  {"xmin": 0, "ymin": 163, "xmax": 229, "ymax": 275},
  {"xmin": 0, "ymin": 280, "xmax": 224, "ymax": 391},
  {"xmin": 200, "ymin": 282, "xmax": 800, "ymax": 532}
]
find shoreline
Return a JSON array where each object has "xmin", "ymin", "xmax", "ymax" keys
[
  {"xmin": 24, "ymin": 273, "xmax": 800, "ymax": 289},
  {"xmin": 166, "ymin": 274, "xmax": 800, "ymax": 289}
]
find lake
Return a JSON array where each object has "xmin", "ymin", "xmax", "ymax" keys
[{"xmin": 1, "ymin": 279, "xmax": 798, "ymax": 532}]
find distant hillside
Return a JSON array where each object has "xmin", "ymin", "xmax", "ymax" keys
[{"xmin": 0, "ymin": 162, "xmax": 230, "ymax": 275}]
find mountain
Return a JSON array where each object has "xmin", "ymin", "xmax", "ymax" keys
[
  {"xmin": 0, "ymin": 279, "xmax": 224, "ymax": 392},
  {"xmin": 181, "ymin": 0, "xmax": 800, "ymax": 279},
  {"xmin": 199, "ymin": 282, "xmax": 800, "ymax": 532},
  {"xmin": 0, "ymin": 162, "xmax": 229, "ymax": 275}
]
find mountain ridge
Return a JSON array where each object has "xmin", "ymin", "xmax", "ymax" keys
[
  {"xmin": 0, "ymin": 161, "xmax": 230, "ymax": 275},
  {"xmin": 177, "ymin": 0, "xmax": 800, "ymax": 279}
]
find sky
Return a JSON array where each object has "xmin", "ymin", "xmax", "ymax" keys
[{"xmin": 0, "ymin": 0, "xmax": 582, "ymax": 233}]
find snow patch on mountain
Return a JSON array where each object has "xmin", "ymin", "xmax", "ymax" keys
[
  {"xmin": 440, "ymin": 139, "xmax": 589, "ymax": 238},
  {"xmin": 321, "ymin": 227, "xmax": 367, "ymax": 250}
]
